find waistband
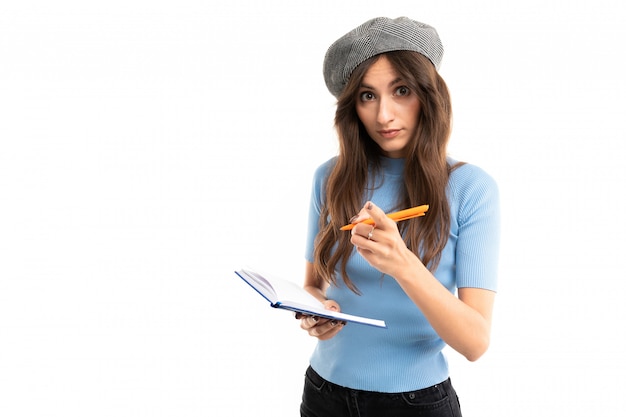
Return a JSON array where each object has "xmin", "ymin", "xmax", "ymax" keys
[{"xmin": 305, "ymin": 365, "xmax": 453, "ymax": 396}]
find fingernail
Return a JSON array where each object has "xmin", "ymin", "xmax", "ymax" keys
[
  {"xmin": 367, "ymin": 202, "xmax": 373, "ymax": 210},
  {"xmin": 349, "ymin": 215, "xmax": 358, "ymax": 223}
]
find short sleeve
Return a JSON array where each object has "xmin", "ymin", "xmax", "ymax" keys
[
  {"xmin": 304, "ymin": 158, "xmax": 336, "ymax": 263},
  {"xmin": 449, "ymin": 164, "xmax": 500, "ymax": 291}
]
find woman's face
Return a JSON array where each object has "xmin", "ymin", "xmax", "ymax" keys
[{"xmin": 355, "ymin": 55, "xmax": 421, "ymax": 158}]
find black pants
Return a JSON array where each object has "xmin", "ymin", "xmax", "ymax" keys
[{"xmin": 300, "ymin": 366, "xmax": 462, "ymax": 417}]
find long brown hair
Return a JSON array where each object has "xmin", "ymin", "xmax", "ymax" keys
[{"xmin": 313, "ymin": 50, "xmax": 457, "ymax": 294}]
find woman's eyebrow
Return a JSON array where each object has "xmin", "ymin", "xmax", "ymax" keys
[
  {"xmin": 360, "ymin": 77, "xmax": 404, "ymax": 90},
  {"xmin": 388, "ymin": 77, "xmax": 403, "ymax": 87}
]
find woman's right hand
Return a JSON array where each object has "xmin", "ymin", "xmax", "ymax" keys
[{"xmin": 296, "ymin": 300, "xmax": 345, "ymax": 340}]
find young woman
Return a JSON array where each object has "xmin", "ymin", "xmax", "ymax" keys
[{"xmin": 298, "ymin": 17, "xmax": 500, "ymax": 416}]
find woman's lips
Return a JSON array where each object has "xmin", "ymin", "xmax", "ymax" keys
[{"xmin": 378, "ymin": 129, "xmax": 401, "ymax": 139}]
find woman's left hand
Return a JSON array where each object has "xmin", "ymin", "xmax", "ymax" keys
[
  {"xmin": 349, "ymin": 201, "xmax": 496, "ymax": 362},
  {"xmin": 349, "ymin": 201, "xmax": 418, "ymax": 277}
]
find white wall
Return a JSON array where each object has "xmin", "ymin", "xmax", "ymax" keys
[{"xmin": 1, "ymin": 1, "xmax": 624, "ymax": 415}]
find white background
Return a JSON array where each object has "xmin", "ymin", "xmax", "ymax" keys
[{"xmin": 1, "ymin": 1, "xmax": 625, "ymax": 415}]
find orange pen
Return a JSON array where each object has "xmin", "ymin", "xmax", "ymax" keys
[{"xmin": 340, "ymin": 205, "xmax": 429, "ymax": 231}]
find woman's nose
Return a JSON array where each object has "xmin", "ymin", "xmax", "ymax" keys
[{"xmin": 376, "ymin": 97, "xmax": 395, "ymax": 124}]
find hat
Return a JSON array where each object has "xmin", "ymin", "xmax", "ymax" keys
[{"xmin": 323, "ymin": 17, "xmax": 444, "ymax": 98}]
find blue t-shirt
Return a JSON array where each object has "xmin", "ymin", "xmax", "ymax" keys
[{"xmin": 304, "ymin": 156, "xmax": 500, "ymax": 392}]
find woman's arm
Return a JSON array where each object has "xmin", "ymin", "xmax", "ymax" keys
[
  {"xmin": 303, "ymin": 261, "xmax": 328, "ymax": 304},
  {"xmin": 349, "ymin": 201, "xmax": 495, "ymax": 361},
  {"xmin": 298, "ymin": 261, "xmax": 345, "ymax": 340},
  {"xmin": 395, "ymin": 258, "xmax": 495, "ymax": 361}
]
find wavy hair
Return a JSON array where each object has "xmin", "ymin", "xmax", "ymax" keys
[{"xmin": 313, "ymin": 50, "xmax": 459, "ymax": 293}]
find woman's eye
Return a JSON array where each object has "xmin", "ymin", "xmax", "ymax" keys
[
  {"xmin": 359, "ymin": 91, "xmax": 375, "ymax": 101},
  {"xmin": 395, "ymin": 86, "xmax": 410, "ymax": 96}
]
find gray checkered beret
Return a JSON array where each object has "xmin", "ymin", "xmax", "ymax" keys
[{"xmin": 323, "ymin": 17, "xmax": 444, "ymax": 98}]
